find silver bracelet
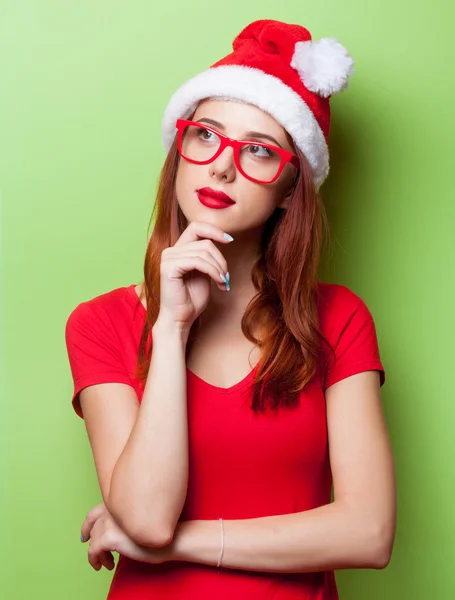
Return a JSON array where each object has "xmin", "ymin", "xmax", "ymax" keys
[{"xmin": 217, "ymin": 518, "xmax": 225, "ymax": 568}]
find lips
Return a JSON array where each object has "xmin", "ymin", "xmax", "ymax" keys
[{"xmin": 196, "ymin": 187, "xmax": 236, "ymax": 208}]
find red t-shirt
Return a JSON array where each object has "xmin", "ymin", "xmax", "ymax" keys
[{"xmin": 65, "ymin": 282, "xmax": 386, "ymax": 600}]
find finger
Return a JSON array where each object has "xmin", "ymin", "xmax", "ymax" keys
[
  {"xmin": 81, "ymin": 503, "xmax": 105, "ymax": 542},
  {"xmin": 164, "ymin": 256, "xmax": 230, "ymax": 290},
  {"xmin": 174, "ymin": 221, "xmax": 234, "ymax": 247},
  {"xmin": 168, "ymin": 250, "xmax": 227, "ymax": 281},
  {"xmin": 168, "ymin": 239, "xmax": 229, "ymax": 276},
  {"xmin": 88, "ymin": 545, "xmax": 115, "ymax": 571},
  {"xmin": 99, "ymin": 550, "xmax": 115, "ymax": 571},
  {"xmin": 88, "ymin": 545, "xmax": 102, "ymax": 571}
]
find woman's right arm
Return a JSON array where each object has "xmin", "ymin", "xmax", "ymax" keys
[
  {"xmin": 80, "ymin": 222, "xmax": 232, "ymax": 548},
  {"xmin": 106, "ymin": 318, "xmax": 189, "ymax": 547}
]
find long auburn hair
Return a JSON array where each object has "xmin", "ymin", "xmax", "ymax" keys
[{"xmin": 133, "ymin": 134, "xmax": 334, "ymax": 411}]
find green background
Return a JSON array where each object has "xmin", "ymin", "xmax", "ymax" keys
[{"xmin": 1, "ymin": 1, "xmax": 453, "ymax": 598}]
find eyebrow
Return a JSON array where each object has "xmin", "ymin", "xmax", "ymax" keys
[{"xmin": 196, "ymin": 117, "xmax": 283, "ymax": 148}]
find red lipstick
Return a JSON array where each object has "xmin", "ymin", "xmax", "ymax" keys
[{"xmin": 196, "ymin": 187, "xmax": 236, "ymax": 209}]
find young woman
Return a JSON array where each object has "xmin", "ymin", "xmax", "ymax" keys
[{"xmin": 65, "ymin": 19, "xmax": 396, "ymax": 600}]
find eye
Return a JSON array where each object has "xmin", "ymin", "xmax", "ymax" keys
[
  {"xmin": 196, "ymin": 127, "xmax": 216, "ymax": 141},
  {"xmin": 246, "ymin": 144, "xmax": 274, "ymax": 158}
]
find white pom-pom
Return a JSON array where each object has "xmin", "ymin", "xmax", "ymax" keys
[{"xmin": 290, "ymin": 38, "xmax": 354, "ymax": 98}]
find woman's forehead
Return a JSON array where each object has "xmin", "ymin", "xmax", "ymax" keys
[{"xmin": 192, "ymin": 99, "xmax": 291, "ymax": 144}]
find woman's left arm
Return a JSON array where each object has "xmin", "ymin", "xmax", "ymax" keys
[
  {"xmin": 167, "ymin": 370, "xmax": 396, "ymax": 574},
  {"xmin": 85, "ymin": 371, "xmax": 396, "ymax": 573}
]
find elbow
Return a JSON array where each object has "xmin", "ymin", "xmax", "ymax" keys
[
  {"xmin": 372, "ymin": 537, "xmax": 394, "ymax": 570},
  {"xmin": 129, "ymin": 523, "xmax": 175, "ymax": 548},
  {"xmin": 371, "ymin": 546, "xmax": 393, "ymax": 570},
  {"xmin": 368, "ymin": 523, "xmax": 395, "ymax": 569},
  {"xmin": 115, "ymin": 511, "xmax": 175, "ymax": 548},
  {"xmin": 107, "ymin": 497, "xmax": 176, "ymax": 548}
]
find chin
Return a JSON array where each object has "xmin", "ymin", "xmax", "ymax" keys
[{"xmin": 181, "ymin": 205, "xmax": 234, "ymax": 224}]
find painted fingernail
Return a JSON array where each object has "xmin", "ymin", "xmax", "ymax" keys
[
  {"xmin": 223, "ymin": 233, "xmax": 234, "ymax": 241},
  {"xmin": 226, "ymin": 272, "xmax": 230, "ymax": 283},
  {"xmin": 220, "ymin": 273, "xmax": 228, "ymax": 283},
  {"xmin": 80, "ymin": 534, "xmax": 84, "ymax": 542}
]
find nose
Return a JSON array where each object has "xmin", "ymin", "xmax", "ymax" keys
[{"xmin": 209, "ymin": 146, "xmax": 236, "ymax": 182}]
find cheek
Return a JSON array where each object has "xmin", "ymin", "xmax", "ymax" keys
[
  {"xmin": 175, "ymin": 162, "xmax": 209, "ymax": 223},
  {"xmin": 246, "ymin": 177, "xmax": 286, "ymax": 210},
  {"xmin": 175, "ymin": 163, "xmax": 196, "ymax": 204},
  {"xmin": 175, "ymin": 161, "xmax": 188, "ymax": 192},
  {"xmin": 237, "ymin": 185, "xmax": 280, "ymax": 223}
]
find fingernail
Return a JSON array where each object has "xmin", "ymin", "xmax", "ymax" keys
[
  {"xmin": 226, "ymin": 272, "xmax": 230, "ymax": 283},
  {"xmin": 219, "ymin": 274, "xmax": 230, "ymax": 291},
  {"xmin": 80, "ymin": 534, "xmax": 84, "ymax": 542},
  {"xmin": 223, "ymin": 233, "xmax": 234, "ymax": 242}
]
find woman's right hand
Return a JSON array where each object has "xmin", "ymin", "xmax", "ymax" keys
[{"xmin": 157, "ymin": 221, "xmax": 233, "ymax": 331}]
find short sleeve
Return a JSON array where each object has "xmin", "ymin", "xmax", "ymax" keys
[
  {"xmin": 323, "ymin": 289, "xmax": 386, "ymax": 391},
  {"xmin": 65, "ymin": 301, "xmax": 132, "ymax": 419}
]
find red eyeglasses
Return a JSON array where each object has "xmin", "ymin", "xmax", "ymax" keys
[{"xmin": 176, "ymin": 119, "xmax": 300, "ymax": 184}]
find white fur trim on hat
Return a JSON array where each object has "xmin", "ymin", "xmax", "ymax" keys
[
  {"xmin": 291, "ymin": 38, "xmax": 354, "ymax": 98},
  {"xmin": 161, "ymin": 65, "xmax": 329, "ymax": 189}
]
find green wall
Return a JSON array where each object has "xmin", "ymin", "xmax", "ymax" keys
[{"xmin": 1, "ymin": 1, "xmax": 453, "ymax": 598}]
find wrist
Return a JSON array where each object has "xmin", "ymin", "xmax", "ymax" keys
[
  {"xmin": 152, "ymin": 317, "xmax": 190, "ymax": 346},
  {"xmin": 170, "ymin": 521, "xmax": 192, "ymax": 563},
  {"xmin": 171, "ymin": 520, "xmax": 219, "ymax": 567}
]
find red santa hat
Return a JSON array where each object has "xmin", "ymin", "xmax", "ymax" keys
[{"xmin": 161, "ymin": 19, "xmax": 354, "ymax": 190}]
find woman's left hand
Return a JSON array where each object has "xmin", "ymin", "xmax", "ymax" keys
[{"xmin": 81, "ymin": 503, "xmax": 174, "ymax": 571}]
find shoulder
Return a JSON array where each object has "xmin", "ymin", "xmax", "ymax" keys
[
  {"xmin": 315, "ymin": 281, "xmax": 380, "ymax": 356},
  {"xmin": 316, "ymin": 280, "xmax": 370, "ymax": 311},
  {"xmin": 66, "ymin": 284, "xmax": 136, "ymax": 321},
  {"xmin": 315, "ymin": 281, "xmax": 385, "ymax": 389},
  {"xmin": 64, "ymin": 285, "xmax": 140, "ymax": 418},
  {"xmin": 65, "ymin": 284, "xmax": 137, "ymax": 340},
  {"xmin": 316, "ymin": 281, "xmax": 374, "ymax": 331}
]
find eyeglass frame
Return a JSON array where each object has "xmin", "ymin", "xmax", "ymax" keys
[{"xmin": 175, "ymin": 118, "xmax": 300, "ymax": 184}]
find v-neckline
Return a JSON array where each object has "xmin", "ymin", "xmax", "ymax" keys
[{"xmin": 125, "ymin": 284, "xmax": 258, "ymax": 394}]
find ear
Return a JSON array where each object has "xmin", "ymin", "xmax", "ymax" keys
[
  {"xmin": 277, "ymin": 174, "xmax": 298, "ymax": 209},
  {"xmin": 277, "ymin": 194, "xmax": 291, "ymax": 210}
]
